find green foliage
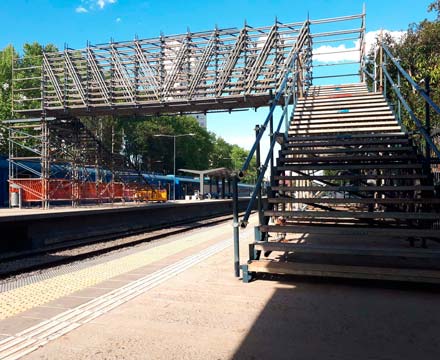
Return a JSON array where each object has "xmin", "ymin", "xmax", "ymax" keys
[
  {"xmin": 115, "ymin": 115, "xmax": 213, "ymax": 173},
  {"xmin": 367, "ymin": 1, "xmax": 440, "ymax": 133},
  {"xmin": 0, "ymin": 44, "xmax": 17, "ymax": 155}
]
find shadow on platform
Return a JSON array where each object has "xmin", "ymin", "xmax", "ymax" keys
[{"xmin": 233, "ymin": 275, "xmax": 440, "ymax": 360}]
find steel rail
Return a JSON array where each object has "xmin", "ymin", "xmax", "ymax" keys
[
  {"xmin": 381, "ymin": 65, "xmax": 440, "ymax": 159},
  {"xmin": 382, "ymin": 44, "xmax": 440, "ymax": 115}
]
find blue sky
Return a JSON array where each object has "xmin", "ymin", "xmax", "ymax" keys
[{"xmin": 1, "ymin": 0, "xmax": 436, "ymax": 151}]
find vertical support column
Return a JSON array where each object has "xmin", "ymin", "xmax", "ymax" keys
[
  {"xmin": 199, "ymin": 173, "xmax": 204, "ymax": 199},
  {"xmin": 173, "ymin": 136, "xmax": 177, "ymax": 200},
  {"xmin": 111, "ymin": 121, "xmax": 115, "ymax": 203},
  {"xmin": 255, "ymin": 125, "xmax": 263, "ymax": 225},
  {"xmin": 41, "ymin": 117, "xmax": 50, "ymax": 209},
  {"xmin": 269, "ymin": 90, "xmax": 275, "ymax": 199},
  {"xmin": 232, "ymin": 174, "xmax": 240, "ymax": 277},
  {"xmin": 40, "ymin": 53, "xmax": 49, "ymax": 209},
  {"xmin": 379, "ymin": 31, "xmax": 384, "ymax": 93},
  {"xmin": 425, "ymin": 77, "xmax": 431, "ymax": 167},
  {"xmin": 221, "ymin": 177, "xmax": 225, "ymax": 199},
  {"xmin": 397, "ymin": 71, "xmax": 401, "ymax": 124}
]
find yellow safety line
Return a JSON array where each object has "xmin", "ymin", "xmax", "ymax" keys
[{"xmin": 0, "ymin": 228, "xmax": 229, "ymax": 320}]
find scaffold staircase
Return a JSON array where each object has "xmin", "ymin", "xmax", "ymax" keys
[{"xmin": 243, "ymin": 83, "xmax": 440, "ymax": 283}]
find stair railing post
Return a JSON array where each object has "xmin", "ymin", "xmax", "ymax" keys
[
  {"xmin": 425, "ymin": 76, "xmax": 431, "ymax": 168},
  {"xmin": 232, "ymin": 174, "xmax": 240, "ymax": 277},
  {"xmin": 379, "ymin": 32, "xmax": 384, "ymax": 93},
  {"xmin": 255, "ymin": 125, "xmax": 263, "ymax": 225},
  {"xmin": 269, "ymin": 90, "xmax": 275, "ymax": 198},
  {"xmin": 397, "ymin": 67, "xmax": 402, "ymax": 124}
]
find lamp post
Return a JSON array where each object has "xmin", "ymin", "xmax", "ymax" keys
[{"xmin": 154, "ymin": 133, "xmax": 195, "ymax": 200}]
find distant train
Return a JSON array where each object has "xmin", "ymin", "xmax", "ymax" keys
[{"xmin": 142, "ymin": 173, "xmax": 254, "ymax": 200}]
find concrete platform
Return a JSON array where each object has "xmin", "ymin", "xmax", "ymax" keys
[
  {"xmin": 0, "ymin": 199, "xmax": 250, "ymax": 251},
  {"xmin": 1, "ymin": 216, "xmax": 440, "ymax": 359}
]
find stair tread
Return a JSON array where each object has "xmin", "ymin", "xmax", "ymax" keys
[
  {"xmin": 281, "ymin": 147, "xmax": 414, "ymax": 154},
  {"xmin": 268, "ymin": 197, "xmax": 440, "ymax": 204},
  {"xmin": 253, "ymin": 242, "xmax": 440, "ymax": 257},
  {"xmin": 289, "ymin": 126, "xmax": 402, "ymax": 134},
  {"xmin": 264, "ymin": 210, "xmax": 440, "ymax": 220},
  {"xmin": 293, "ymin": 112, "xmax": 395, "ymax": 120},
  {"xmin": 279, "ymin": 155, "xmax": 416, "ymax": 162},
  {"xmin": 259, "ymin": 224, "xmax": 440, "ymax": 237},
  {"xmin": 274, "ymin": 174, "xmax": 428, "ymax": 180},
  {"xmin": 272, "ymin": 185, "xmax": 433, "ymax": 191},
  {"xmin": 286, "ymin": 139, "xmax": 410, "ymax": 148},
  {"xmin": 247, "ymin": 260, "xmax": 440, "ymax": 283},
  {"xmin": 290, "ymin": 121, "xmax": 399, "ymax": 130},
  {"xmin": 277, "ymin": 163, "xmax": 423, "ymax": 170}
]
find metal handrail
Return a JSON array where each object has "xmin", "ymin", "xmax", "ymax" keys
[
  {"xmin": 240, "ymin": 75, "xmax": 298, "ymax": 228},
  {"xmin": 382, "ymin": 44, "xmax": 440, "ymax": 115},
  {"xmin": 232, "ymin": 21, "xmax": 311, "ymax": 277},
  {"xmin": 375, "ymin": 43, "xmax": 440, "ymax": 160}
]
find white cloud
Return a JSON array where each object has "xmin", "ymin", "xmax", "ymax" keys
[
  {"xmin": 97, "ymin": 0, "xmax": 116, "ymax": 9},
  {"xmin": 313, "ymin": 29, "xmax": 405, "ymax": 64},
  {"xmin": 75, "ymin": 6, "xmax": 88, "ymax": 13},
  {"xmin": 76, "ymin": 0, "xmax": 116, "ymax": 12}
]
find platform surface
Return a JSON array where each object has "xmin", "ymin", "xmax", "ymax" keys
[
  {"xmin": 0, "ymin": 199, "xmax": 231, "ymax": 220},
  {"xmin": 1, "ymin": 215, "xmax": 440, "ymax": 360}
]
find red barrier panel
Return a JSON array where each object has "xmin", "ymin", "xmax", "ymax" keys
[{"xmin": 9, "ymin": 179, "xmax": 165, "ymax": 203}]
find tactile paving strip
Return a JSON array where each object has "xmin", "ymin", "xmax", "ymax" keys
[
  {"xmin": 0, "ymin": 229, "xmax": 228, "ymax": 320},
  {"xmin": 0, "ymin": 238, "xmax": 237, "ymax": 360}
]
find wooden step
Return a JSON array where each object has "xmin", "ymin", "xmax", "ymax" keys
[
  {"xmin": 281, "ymin": 147, "xmax": 413, "ymax": 155},
  {"xmin": 268, "ymin": 197, "xmax": 440, "ymax": 205},
  {"xmin": 290, "ymin": 120, "xmax": 398, "ymax": 130},
  {"xmin": 277, "ymin": 163, "xmax": 422, "ymax": 171},
  {"xmin": 297, "ymin": 95, "xmax": 385, "ymax": 106},
  {"xmin": 272, "ymin": 185, "xmax": 434, "ymax": 192},
  {"xmin": 274, "ymin": 174, "xmax": 427, "ymax": 181},
  {"xmin": 259, "ymin": 224, "xmax": 440, "ymax": 238},
  {"xmin": 279, "ymin": 155, "xmax": 417, "ymax": 163},
  {"xmin": 264, "ymin": 210, "xmax": 440, "ymax": 221},
  {"xmin": 288, "ymin": 126, "xmax": 402, "ymax": 135},
  {"xmin": 294, "ymin": 106, "xmax": 391, "ymax": 116},
  {"xmin": 286, "ymin": 138, "xmax": 409, "ymax": 148},
  {"xmin": 293, "ymin": 112, "xmax": 394, "ymax": 120},
  {"xmin": 289, "ymin": 115, "xmax": 398, "ymax": 129},
  {"xmin": 297, "ymin": 93, "xmax": 385, "ymax": 105},
  {"xmin": 286, "ymin": 132, "xmax": 407, "ymax": 142},
  {"xmin": 308, "ymin": 83, "xmax": 368, "ymax": 90},
  {"xmin": 274, "ymin": 174, "xmax": 428, "ymax": 181},
  {"xmin": 296, "ymin": 99, "xmax": 389, "ymax": 110},
  {"xmin": 294, "ymin": 100, "xmax": 390, "ymax": 115},
  {"xmin": 253, "ymin": 242, "xmax": 440, "ymax": 258},
  {"xmin": 246, "ymin": 260, "xmax": 440, "ymax": 284}
]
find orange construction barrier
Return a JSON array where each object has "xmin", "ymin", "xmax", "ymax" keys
[{"xmin": 9, "ymin": 179, "xmax": 166, "ymax": 203}]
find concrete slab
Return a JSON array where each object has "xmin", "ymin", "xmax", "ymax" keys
[{"xmin": 19, "ymin": 222, "xmax": 440, "ymax": 360}]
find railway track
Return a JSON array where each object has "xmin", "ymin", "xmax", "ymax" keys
[{"xmin": 0, "ymin": 213, "xmax": 240, "ymax": 280}]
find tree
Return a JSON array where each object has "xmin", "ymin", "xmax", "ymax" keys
[
  {"xmin": 231, "ymin": 144, "xmax": 257, "ymax": 184},
  {"xmin": 209, "ymin": 135, "xmax": 233, "ymax": 169},
  {"xmin": 0, "ymin": 45, "xmax": 17, "ymax": 155},
  {"xmin": 120, "ymin": 115, "xmax": 213, "ymax": 173}
]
